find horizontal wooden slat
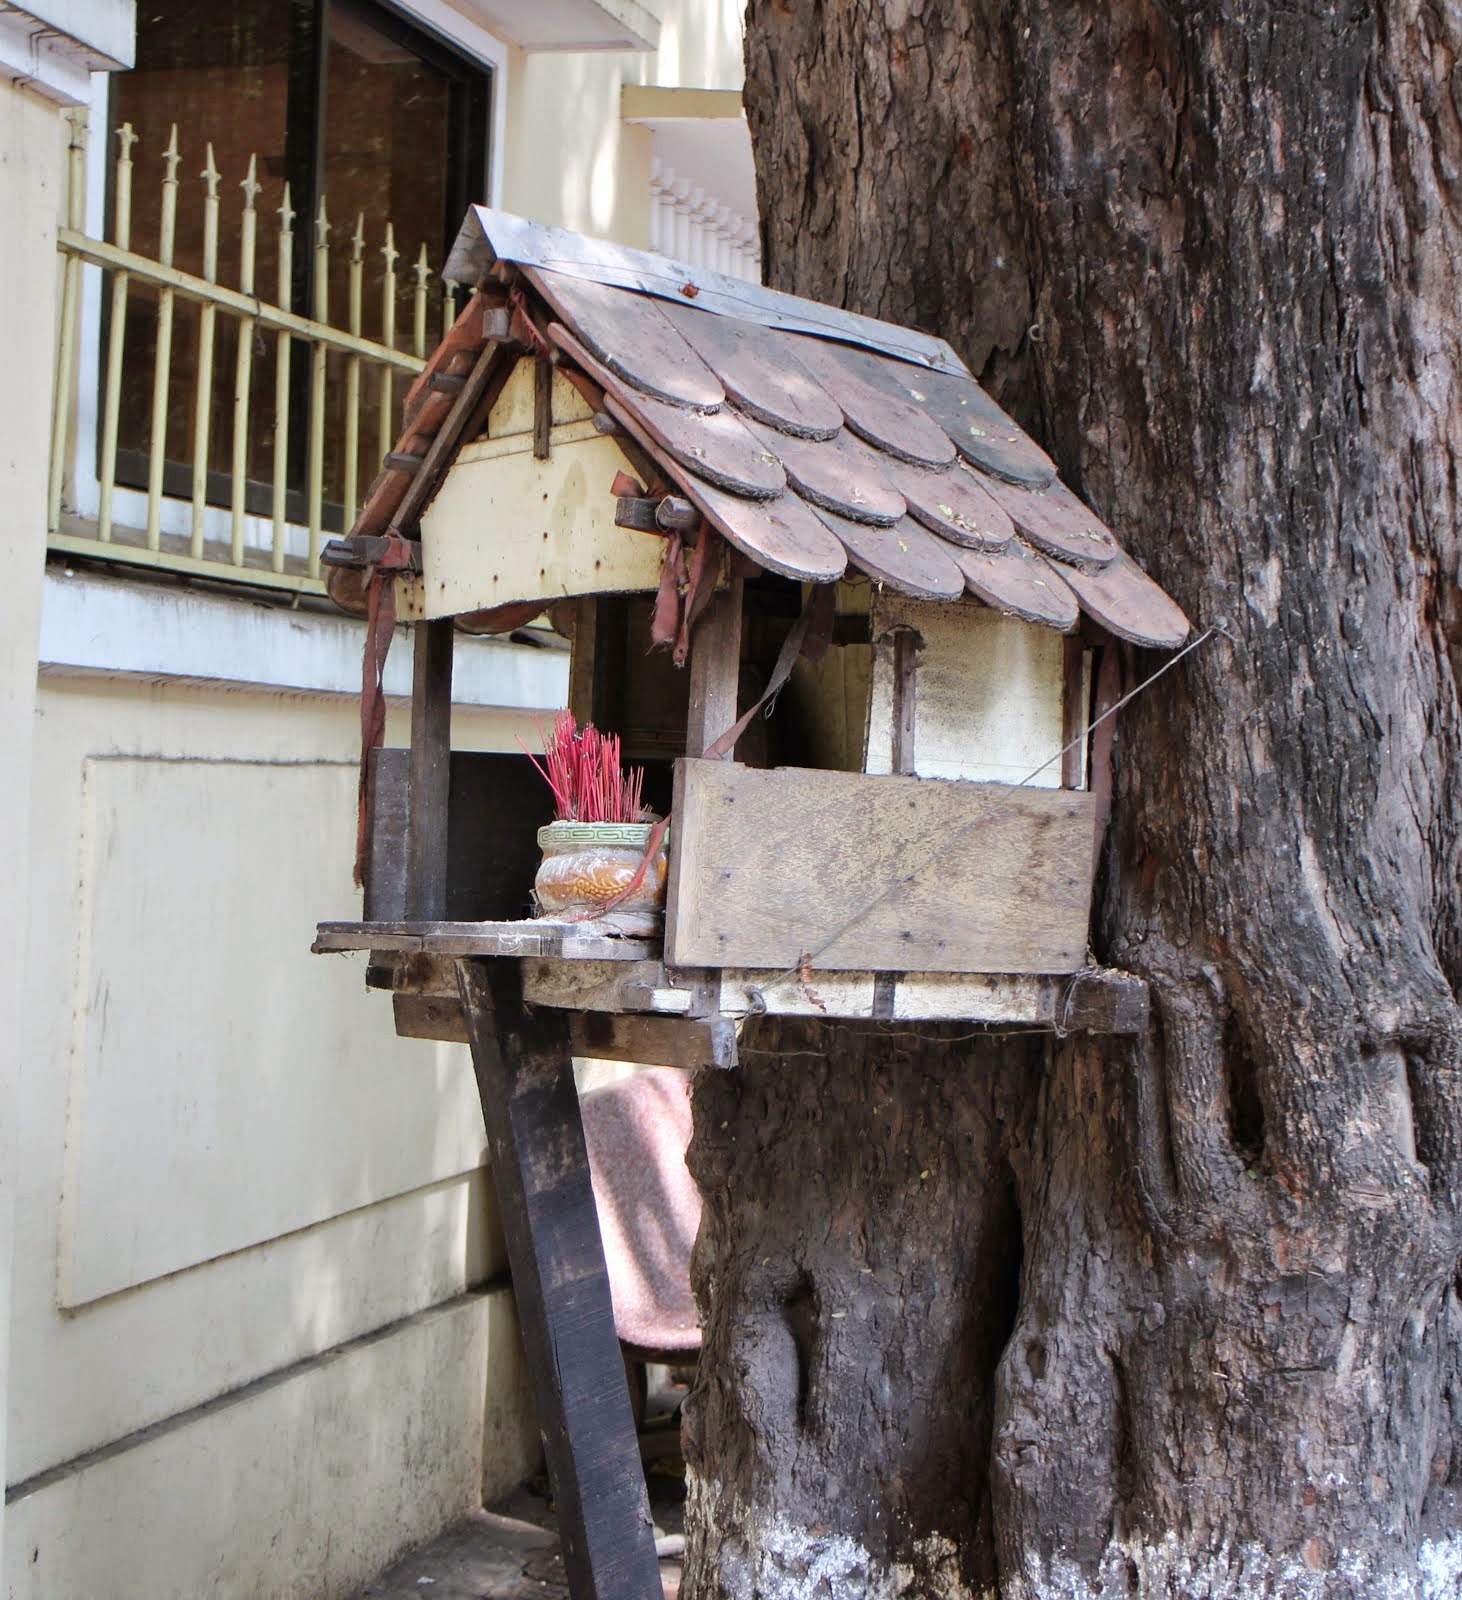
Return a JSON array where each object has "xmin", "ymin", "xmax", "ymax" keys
[
  {"xmin": 665, "ymin": 760, "xmax": 1096, "ymax": 974},
  {"xmin": 570, "ymin": 1011, "xmax": 738, "ymax": 1070},
  {"xmin": 714, "ymin": 966, "xmax": 1147, "ymax": 1029},
  {"xmin": 313, "ymin": 919, "xmax": 656, "ymax": 961}
]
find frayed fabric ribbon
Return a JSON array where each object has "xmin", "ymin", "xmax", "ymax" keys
[{"xmin": 353, "ymin": 531, "xmax": 417, "ymax": 888}]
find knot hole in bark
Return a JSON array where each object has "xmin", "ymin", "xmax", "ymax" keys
[
  {"xmin": 1223, "ymin": 1007, "xmax": 1267, "ymax": 1166},
  {"xmin": 783, "ymin": 1272, "xmax": 818, "ymax": 1429}
]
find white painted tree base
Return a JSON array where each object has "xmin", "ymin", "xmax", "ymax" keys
[{"xmin": 689, "ymin": 1475, "xmax": 1462, "ymax": 1600}]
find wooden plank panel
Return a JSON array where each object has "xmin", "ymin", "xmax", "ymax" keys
[
  {"xmin": 665, "ymin": 760, "xmax": 1096, "ymax": 973},
  {"xmin": 456, "ymin": 958, "xmax": 662, "ymax": 1600},
  {"xmin": 419, "ymin": 431, "xmax": 667, "ymax": 618},
  {"xmin": 311, "ymin": 920, "xmax": 655, "ymax": 960}
]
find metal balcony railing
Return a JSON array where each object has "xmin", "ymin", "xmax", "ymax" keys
[{"xmin": 48, "ymin": 111, "xmax": 461, "ymax": 595}]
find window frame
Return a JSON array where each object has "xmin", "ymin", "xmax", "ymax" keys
[{"xmin": 62, "ymin": 4, "xmax": 506, "ymax": 569}]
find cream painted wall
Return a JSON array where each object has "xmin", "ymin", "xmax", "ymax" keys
[
  {"xmin": 0, "ymin": 79, "xmax": 65, "ymax": 1582},
  {"xmin": 6, "ymin": 1290, "xmax": 536, "ymax": 1600},
  {"xmin": 9, "ymin": 673, "xmax": 545, "ymax": 1589},
  {"xmin": 498, "ymin": 0, "xmax": 745, "ymax": 243}
]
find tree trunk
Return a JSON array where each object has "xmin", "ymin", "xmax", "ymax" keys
[{"xmin": 683, "ymin": 2, "xmax": 1462, "ymax": 1595}]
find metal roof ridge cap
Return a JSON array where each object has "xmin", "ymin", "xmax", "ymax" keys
[{"xmin": 443, "ymin": 205, "xmax": 968, "ymax": 375}]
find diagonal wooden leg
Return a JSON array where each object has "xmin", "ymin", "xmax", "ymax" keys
[{"xmin": 456, "ymin": 957, "xmax": 661, "ymax": 1600}]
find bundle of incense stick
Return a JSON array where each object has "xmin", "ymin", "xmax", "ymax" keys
[{"xmin": 521, "ymin": 711, "xmax": 646, "ymax": 824}]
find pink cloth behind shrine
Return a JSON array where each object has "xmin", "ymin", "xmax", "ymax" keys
[{"xmin": 580, "ymin": 1067, "xmax": 702, "ymax": 1358}]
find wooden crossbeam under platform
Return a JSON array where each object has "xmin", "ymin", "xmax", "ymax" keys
[{"xmin": 313, "ymin": 924, "xmax": 1149, "ymax": 1051}]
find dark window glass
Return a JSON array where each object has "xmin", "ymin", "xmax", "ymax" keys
[{"xmin": 109, "ymin": 0, "xmax": 490, "ymax": 525}]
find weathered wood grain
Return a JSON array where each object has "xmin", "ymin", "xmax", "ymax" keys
[
  {"xmin": 364, "ymin": 747, "xmax": 410, "ymax": 922},
  {"xmin": 812, "ymin": 509, "xmax": 966, "ymax": 599},
  {"xmin": 951, "ymin": 538, "xmax": 1080, "ymax": 630},
  {"xmin": 1058, "ymin": 549, "xmax": 1192, "ymax": 647},
  {"xmin": 393, "ymin": 993, "xmax": 469, "ymax": 1042},
  {"xmin": 456, "ymin": 958, "xmax": 662, "ymax": 1600},
  {"xmin": 311, "ymin": 920, "xmax": 656, "ymax": 961},
  {"xmin": 665, "ymin": 759, "xmax": 1096, "ymax": 972},
  {"xmin": 685, "ymin": 576, "xmax": 744, "ymax": 756},
  {"xmin": 571, "ymin": 1011, "xmax": 738, "ymax": 1070},
  {"xmin": 982, "ymin": 476, "xmax": 1119, "ymax": 568},
  {"xmin": 876, "ymin": 453, "xmax": 1015, "ymax": 550},
  {"xmin": 660, "ymin": 302, "xmax": 844, "ymax": 439},
  {"xmin": 672, "ymin": 472, "xmax": 847, "ymax": 583},
  {"xmin": 790, "ymin": 335, "xmax": 958, "ymax": 467},
  {"xmin": 876, "ymin": 357, "xmax": 1058, "ymax": 487},
  {"xmin": 548, "ymin": 321, "xmax": 783, "ymax": 499},
  {"xmin": 521, "ymin": 957, "xmax": 673, "ymax": 1011},
  {"xmin": 406, "ymin": 619, "xmax": 454, "ymax": 920},
  {"xmin": 746, "ymin": 418, "xmax": 905, "ymax": 526},
  {"xmin": 525, "ymin": 265, "xmax": 726, "ymax": 410}
]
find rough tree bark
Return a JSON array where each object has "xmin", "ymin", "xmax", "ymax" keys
[{"xmin": 682, "ymin": 2, "xmax": 1462, "ymax": 1596}]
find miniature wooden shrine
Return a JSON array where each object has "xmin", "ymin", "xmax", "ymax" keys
[{"xmin": 312, "ymin": 206, "xmax": 1190, "ymax": 1600}]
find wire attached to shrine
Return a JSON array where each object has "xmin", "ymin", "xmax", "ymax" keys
[{"xmin": 742, "ymin": 621, "xmax": 1235, "ymax": 1008}]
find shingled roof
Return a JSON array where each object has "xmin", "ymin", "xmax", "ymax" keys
[{"xmin": 344, "ymin": 207, "xmax": 1190, "ymax": 649}]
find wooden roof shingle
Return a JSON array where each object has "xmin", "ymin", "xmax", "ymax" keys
[{"xmin": 342, "ymin": 207, "xmax": 1190, "ymax": 649}]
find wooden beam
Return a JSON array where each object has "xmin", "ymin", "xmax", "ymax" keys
[
  {"xmin": 567, "ymin": 596, "xmax": 600, "ymax": 727},
  {"xmin": 571, "ymin": 1010, "xmax": 738, "ymax": 1070},
  {"xmin": 406, "ymin": 619, "xmax": 454, "ymax": 920},
  {"xmin": 684, "ymin": 573, "xmax": 743, "ymax": 757},
  {"xmin": 1061, "ymin": 635, "xmax": 1088, "ymax": 791},
  {"xmin": 534, "ymin": 353, "xmax": 553, "ymax": 460},
  {"xmin": 389, "ymin": 337, "xmax": 508, "ymax": 535},
  {"xmin": 393, "ymin": 992, "xmax": 468, "ymax": 1043},
  {"xmin": 363, "ymin": 747, "xmax": 409, "ymax": 922},
  {"xmin": 312, "ymin": 920, "xmax": 657, "ymax": 961},
  {"xmin": 455, "ymin": 959, "xmax": 662, "ymax": 1600},
  {"xmin": 890, "ymin": 627, "xmax": 919, "ymax": 776}
]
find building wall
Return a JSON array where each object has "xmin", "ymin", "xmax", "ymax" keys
[
  {"xmin": 7, "ymin": 4, "xmax": 748, "ymax": 1593},
  {"xmin": 6, "ymin": 667, "xmax": 548, "ymax": 1598},
  {"xmin": 497, "ymin": 0, "xmax": 746, "ymax": 243},
  {"xmin": 0, "ymin": 77, "xmax": 64, "ymax": 1586}
]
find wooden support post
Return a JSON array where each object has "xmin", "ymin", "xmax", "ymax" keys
[
  {"xmin": 455, "ymin": 958, "xmax": 662, "ymax": 1600},
  {"xmin": 685, "ymin": 573, "xmax": 743, "ymax": 757},
  {"xmin": 1061, "ymin": 635, "xmax": 1089, "ymax": 791},
  {"xmin": 567, "ymin": 596, "xmax": 600, "ymax": 728},
  {"xmin": 533, "ymin": 353, "xmax": 553, "ymax": 460},
  {"xmin": 406, "ymin": 617, "xmax": 453, "ymax": 919},
  {"xmin": 890, "ymin": 627, "xmax": 919, "ymax": 777}
]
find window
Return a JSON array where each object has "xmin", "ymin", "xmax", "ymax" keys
[{"xmin": 107, "ymin": 0, "xmax": 491, "ymax": 526}]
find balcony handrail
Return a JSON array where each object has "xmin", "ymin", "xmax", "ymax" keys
[
  {"xmin": 49, "ymin": 110, "xmax": 456, "ymax": 597},
  {"xmin": 58, "ymin": 230, "xmax": 428, "ymax": 372}
]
